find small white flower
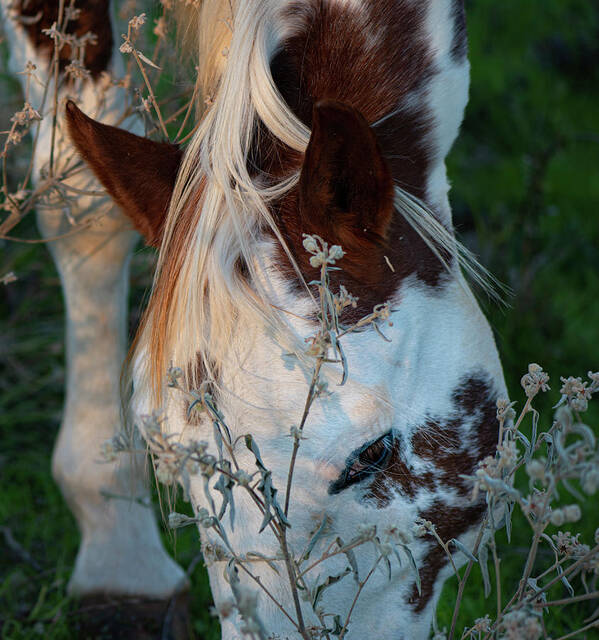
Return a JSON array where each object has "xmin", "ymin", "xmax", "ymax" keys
[
  {"xmin": 168, "ymin": 512, "xmax": 197, "ymax": 529},
  {"xmin": 582, "ymin": 467, "xmax": 599, "ymax": 495},
  {"xmin": 128, "ymin": 13, "xmax": 146, "ymax": 31},
  {"xmin": 472, "ymin": 615, "xmax": 491, "ymax": 632},
  {"xmin": 526, "ymin": 459, "xmax": 546, "ymax": 482},
  {"xmin": 1, "ymin": 272, "xmax": 17, "ymax": 285},
  {"xmin": 65, "ymin": 59, "xmax": 90, "ymax": 80},
  {"xmin": 234, "ymin": 470, "xmax": 252, "ymax": 486},
  {"xmin": 327, "ymin": 244, "xmax": 345, "ymax": 263},
  {"xmin": 496, "ymin": 397, "xmax": 517, "ymax": 423},
  {"xmin": 521, "ymin": 363, "xmax": 550, "ymax": 398},
  {"xmin": 563, "ymin": 504, "xmax": 581, "ymax": 523},
  {"xmin": 302, "ymin": 234, "xmax": 319, "ymax": 254},
  {"xmin": 309, "ymin": 252, "xmax": 326, "ymax": 268},
  {"xmin": 119, "ymin": 40, "xmax": 133, "ymax": 54},
  {"xmin": 196, "ymin": 507, "xmax": 215, "ymax": 528}
]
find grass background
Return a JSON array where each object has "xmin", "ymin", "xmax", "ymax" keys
[{"xmin": 1, "ymin": 0, "xmax": 598, "ymax": 638}]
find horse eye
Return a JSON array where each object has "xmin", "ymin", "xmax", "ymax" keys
[
  {"xmin": 348, "ymin": 432, "xmax": 394, "ymax": 480},
  {"xmin": 328, "ymin": 432, "xmax": 395, "ymax": 494}
]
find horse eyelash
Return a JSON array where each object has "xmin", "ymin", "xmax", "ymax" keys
[
  {"xmin": 348, "ymin": 432, "xmax": 395, "ymax": 477},
  {"xmin": 328, "ymin": 432, "xmax": 395, "ymax": 495}
]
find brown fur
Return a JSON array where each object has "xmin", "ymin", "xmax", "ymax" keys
[
  {"xmin": 369, "ymin": 374, "xmax": 498, "ymax": 612},
  {"xmin": 13, "ymin": 0, "xmax": 113, "ymax": 78},
  {"xmin": 364, "ymin": 375, "xmax": 498, "ymax": 509},
  {"xmin": 299, "ymin": 100, "xmax": 394, "ymax": 246},
  {"xmin": 407, "ymin": 376, "xmax": 498, "ymax": 611},
  {"xmin": 260, "ymin": 0, "xmax": 447, "ymax": 320},
  {"xmin": 408, "ymin": 501, "xmax": 486, "ymax": 612},
  {"xmin": 65, "ymin": 101, "xmax": 182, "ymax": 247},
  {"xmin": 66, "ymin": 0, "xmax": 461, "ymax": 392}
]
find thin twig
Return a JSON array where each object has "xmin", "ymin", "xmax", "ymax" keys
[
  {"xmin": 540, "ymin": 591, "xmax": 599, "ymax": 607},
  {"xmin": 554, "ymin": 618, "xmax": 599, "ymax": 640},
  {"xmin": 339, "ymin": 556, "xmax": 382, "ymax": 639},
  {"xmin": 449, "ymin": 516, "xmax": 488, "ymax": 640},
  {"xmin": 1, "ymin": 526, "xmax": 42, "ymax": 571}
]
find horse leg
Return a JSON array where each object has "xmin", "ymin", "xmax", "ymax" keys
[
  {"xmin": 40, "ymin": 203, "xmax": 187, "ymax": 600},
  {"xmin": 0, "ymin": 0, "xmax": 188, "ymax": 626}
]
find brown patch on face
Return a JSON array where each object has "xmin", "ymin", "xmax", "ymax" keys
[
  {"xmin": 450, "ymin": 0, "xmax": 468, "ymax": 62},
  {"xmin": 407, "ymin": 375, "xmax": 498, "ymax": 612},
  {"xmin": 411, "ymin": 376, "xmax": 499, "ymax": 497},
  {"xmin": 255, "ymin": 0, "xmax": 448, "ymax": 319},
  {"xmin": 364, "ymin": 375, "xmax": 498, "ymax": 508},
  {"xmin": 65, "ymin": 100, "xmax": 182, "ymax": 247},
  {"xmin": 327, "ymin": 376, "xmax": 497, "ymax": 612},
  {"xmin": 13, "ymin": 0, "xmax": 113, "ymax": 78},
  {"xmin": 364, "ymin": 435, "xmax": 435, "ymax": 506},
  {"xmin": 407, "ymin": 501, "xmax": 485, "ymax": 612}
]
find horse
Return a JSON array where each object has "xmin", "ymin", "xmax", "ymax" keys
[
  {"xmin": 6, "ymin": 0, "xmax": 508, "ymax": 637},
  {"xmin": 0, "ymin": 0, "xmax": 188, "ymax": 632}
]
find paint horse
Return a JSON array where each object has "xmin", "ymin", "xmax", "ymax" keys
[{"xmin": 6, "ymin": 0, "xmax": 507, "ymax": 638}]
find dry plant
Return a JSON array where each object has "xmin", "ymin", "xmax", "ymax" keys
[
  {"xmin": 432, "ymin": 366, "xmax": 599, "ymax": 640},
  {"xmin": 0, "ymin": 1, "xmax": 194, "ymax": 253}
]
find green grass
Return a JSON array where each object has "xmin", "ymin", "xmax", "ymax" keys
[{"xmin": 2, "ymin": 1, "xmax": 598, "ymax": 638}]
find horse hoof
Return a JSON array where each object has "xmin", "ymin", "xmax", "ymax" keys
[{"xmin": 72, "ymin": 591, "xmax": 192, "ymax": 639}]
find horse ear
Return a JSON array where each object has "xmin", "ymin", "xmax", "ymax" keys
[
  {"xmin": 299, "ymin": 100, "xmax": 394, "ymax": 245},
  {"xmin": 65, "ymin": 101, "xmax": 182, "ymax": 247}
]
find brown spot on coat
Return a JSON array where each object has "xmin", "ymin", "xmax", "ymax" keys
[
  {"xmin": 365, "ymin": 375, "xmax": 498, "ymax": 508},
  {"xmin": 365, "ymin": 434, "xmax": 435, "ymax": 506},
  {"xmin": 13, "ymin": 0, "xmax": 113, "ymax": 78},
  {"xmin": 407, "ymin": 501, "xmax": 485, "ymax": 612},
  {"xmin": 257, "ymin": 0, "xmax": 449, "ymax": 320},
  {"xmin": 408, "ymin": 375, "xmax": 498, "ymax": 612},
  {"xmin": 411, "ymin": 376, "xmax": 499, "ymax": 496}
]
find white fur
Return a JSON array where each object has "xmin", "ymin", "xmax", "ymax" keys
[
  {"xmin": 0, "ymin": 0, "xmax": 186, "ymax": 598},
  {"xmin": 423, "ymin": 0, "xmax": 471, "ymax": 224}
]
